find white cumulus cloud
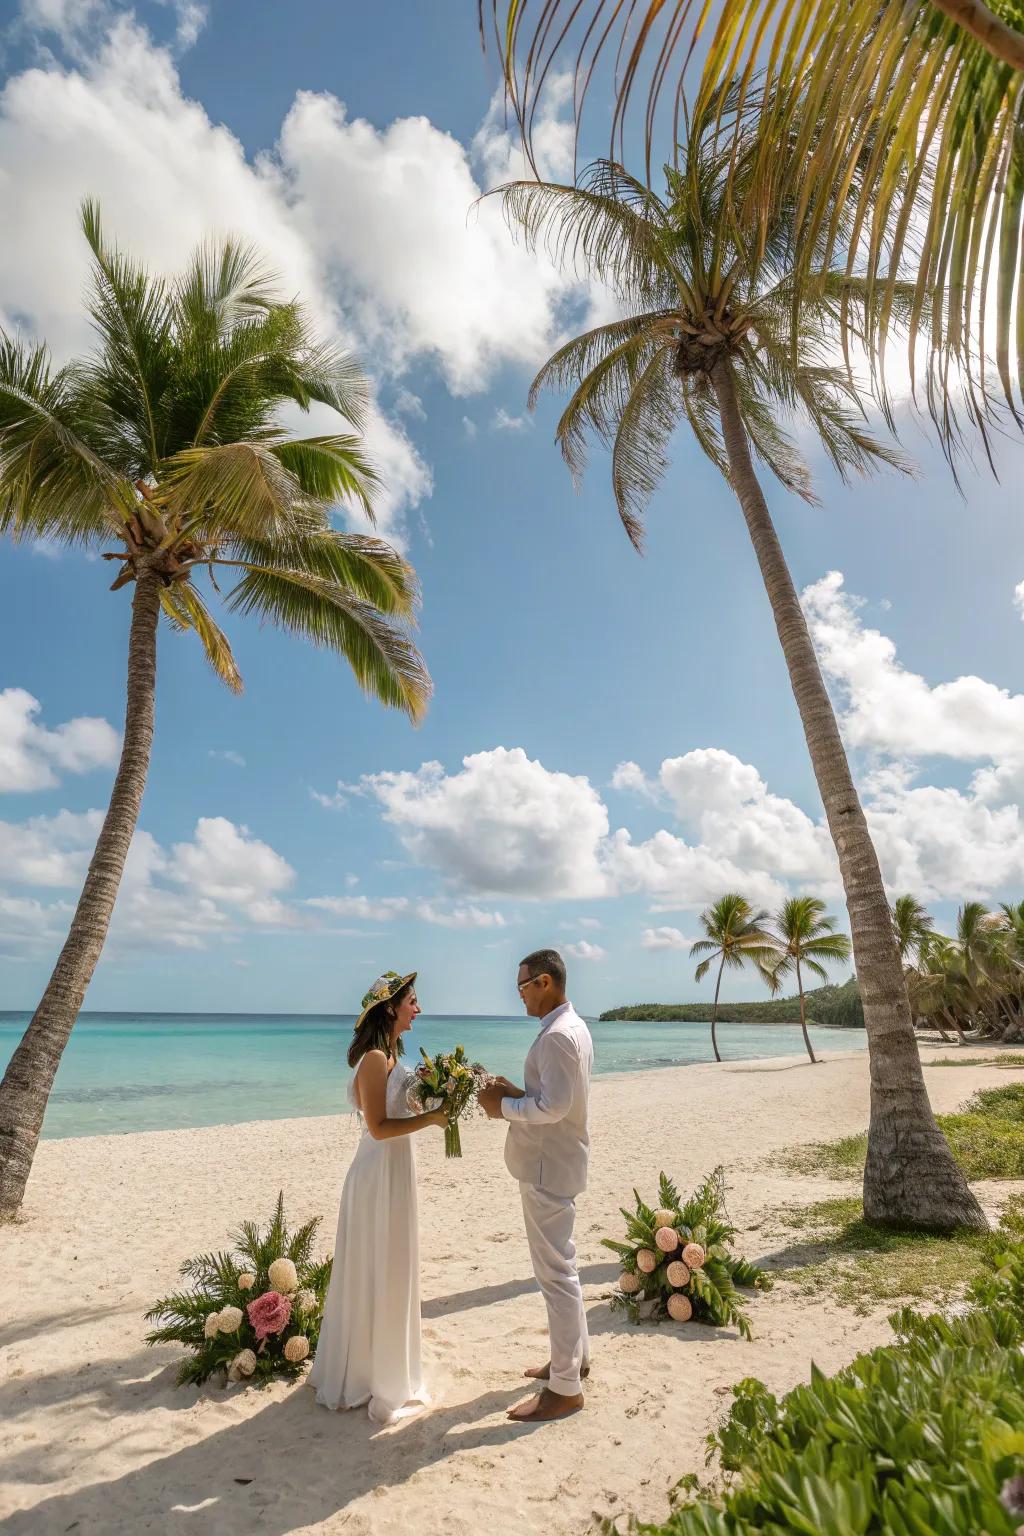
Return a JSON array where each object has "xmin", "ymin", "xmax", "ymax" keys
[
  {"xmin": 0, "ymin": 688, "xmax": 119, "ymax": 792},
  {"xmin": 640, "ymin": 926, "xmax": 692, "ymax": 951}
]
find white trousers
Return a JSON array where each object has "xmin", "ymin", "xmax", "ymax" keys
[{"xmin": 520, "ymin": 1182, "xmax": 590, "ymax": 1396}]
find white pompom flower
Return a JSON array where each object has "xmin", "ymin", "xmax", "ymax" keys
[
  {"xmin": 237, "ymin": 1271, "xmax": 256, "ymax": 1292},
  {"xmin": 284, "ymin": 1334, "xmax": 310, "ymax": 1363},
  {"xmin": 203, "ymin": 1312, "xmax": 220, "ymax": 1340},
  {"xmin": 618, "ymin": 1271, "xmax": 642, "ymax": 1295},
  {"xmin": 217, "ymin": 1305, "xmax": 244, "ymax": 1333},
  {"xmin": 652, "ymin": 1208, "xmax": 677, "ymax": 1229},
  {"xmin": 636, "ymin": 1248, "xmax": 658, "ymax": 1274},
  {"xmin": 267, "ymin": 1258, "xmax": 299, "ymax": 1294}
]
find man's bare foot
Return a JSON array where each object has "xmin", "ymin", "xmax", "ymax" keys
[
  {"xmin": 524, "ymin": 1362, "xmax": 590, "ymax": 1381},
  {"xmin": 507, "ymin": 1388, "xmax": 584, "ymax": 1422}
]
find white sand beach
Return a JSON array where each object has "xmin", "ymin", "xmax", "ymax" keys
[{"xmin": 1, "ymin": 1045, "xmax": 1018, "ymax": 1536}]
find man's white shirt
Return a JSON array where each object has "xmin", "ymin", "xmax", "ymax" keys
[{"xmin": 501, "ymin": 1001, "xmax": 593, "ymax": 1197}]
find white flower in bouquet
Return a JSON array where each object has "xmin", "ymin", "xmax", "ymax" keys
[
  {"xmin": 636, "ymin": 1248, "xmax": 658, "ymax": 1274},
  {"xmin": 652, "ymin": 1208, "xmax": 677, "ymax": 1229},
  {"xmin": 682, "ymin": 1242, "xmax": 706, "ymax": 1271},
  {"xmin": 203, "ymin": 1311, "xmax": 220, "ymax": 1340},
  {"xmin": 618, "ymin": 1271, "xmax": 642, "ymax": 1295},
  {"xmin": 655, "ymin": 1225, "xmax": 679, "ymax": 1253},
  {"xmin": 666, "ymin": 1260, "xmax": 691, "ymax": 1288},
  {"xmin": 293, "ymin": 1288, "xmax": 316, "ymax": 1316},
  {"xmin": 228, "ymin": 1348, "xmax": 257, "ymax": 1381},
  {"xmin": 237, "ymin": 1271, "xmax": 256, "ymax": 1292},
  {"xmin": 217, "ymin": 1305, "xmax": 244, "ymax": 1333},
  {"xmin": 667, "ymin": 1293, "xmax": 693, "ymax": 1322},
  {"xmin": 284, "ymin": 1334, "xmax": 310, "ymax": 1363},
  {"xmin": 267, "ymin": 1258, "xmax": 298, "ymax": 1294}
]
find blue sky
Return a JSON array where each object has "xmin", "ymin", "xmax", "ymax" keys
[{"xmin": 1, "ymin": 0, "xmax": 1023, "ymax": 1017}]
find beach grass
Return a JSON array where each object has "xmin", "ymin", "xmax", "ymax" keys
[
  {"xmin": 769, "ymin": 1193, "xmax": 1024, "ymax": 1312},
  {"xmin": 781, "ymin": 1082, "xmax": 1024, "ymax": 1181},
  {"xmin": 926, "ymin": 1052, "xmax": 1024, "ymax": 1068}
]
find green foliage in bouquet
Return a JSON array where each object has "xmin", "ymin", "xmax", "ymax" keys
[
  {"xmin": 613, "ymin": 1241, "xmax": 1024, "ymax": 1535},
  {"xmin": 145, "ymin": 1192, "xmax": 332, "ymax": 1386},
  {"xmin": 409, "ymin": 1043, "xmax": 489, "ymax": 1158},
  {"xmin": 602, "ymin": 1168, "xmax": 771, "ymax": 1339}
]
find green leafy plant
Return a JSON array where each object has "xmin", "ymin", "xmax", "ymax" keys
[
  {"xmin": 602, "ymin": 1168, "xmax": 771, "ymax": 1338},
  {"xmin": 145, "ymin": 1192, "xmax": 332, "ymax": 1386},
  {"xmin": 605, "ymin": 1239, "xmax": 1024, "ymax": 1535}
]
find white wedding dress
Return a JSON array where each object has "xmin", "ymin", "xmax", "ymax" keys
[{"xmin": 309, "ymin": 1055, "xmax": 427, "ymax": 1424}]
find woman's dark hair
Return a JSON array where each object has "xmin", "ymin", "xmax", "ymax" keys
[{"xmin": 347, "ymin": 980, "xmax": 413, "ymax": 1068}]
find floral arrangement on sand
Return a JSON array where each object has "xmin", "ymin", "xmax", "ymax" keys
[
  {"xmin": 407, "ymin": 1043, "xmax": 491, "ymax": 1158},
  {"xmin": 602, "ymin": 1168, "xmax": 771, "ymax": 1337},
  {"xmin": 145, "ymin": 1192, "xmax": 331, "ymax": 1386}
]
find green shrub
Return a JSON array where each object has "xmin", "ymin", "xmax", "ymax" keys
[
  {"xmin": 613, "ymin": 1243, "xmax": 1024, "ymax": 1535},
  {"xmin": 784, "ymin": 1082, "xmax": 1024, "ymax": 1180}
]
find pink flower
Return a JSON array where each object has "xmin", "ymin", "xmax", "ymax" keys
[
  {"xmin": 655, "ymin": 1226, "xmax": 679, "ymax": 1253},
  {"xmin": 682, "ymin": 1243, "xmax": 706, "ymax": 1271},
  {"xmin": 246, "ymin": 1290, "xmax": 292, "ymax": 1340},
  {"xmin": 636, "ymin": 1248, "xmax": 658, "ymax": 1274},
  {"xmin": 666, "ymin": 1260, "xmax": 691, "ymax": 1288}
]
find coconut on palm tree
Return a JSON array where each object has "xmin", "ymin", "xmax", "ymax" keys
[
  {"xmin": 0, "ymin": 204, "xmax": 432, "ymax": 1220},
  {"xmin": 763, "ymin": 898, "xmax": 853, "ymax": 1064},
  {"xmin": 690, "ymin": 894, "xmax": 775, "ymax": 1062},
  {"xmin": 483, "ymin": 0, "xmax": 1024, "ymax": 450},
  {"xmin": 498, "ymin": 92, "xmax": 985, "ymax": 1231}
]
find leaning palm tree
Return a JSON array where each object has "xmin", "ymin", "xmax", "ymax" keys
[
  {"xmin": 499, "ymin": 93, "xmax": 986, "ymax": 1231},
  {"xmin": 483, "ymin": 0, "xmax": 1024, "ymax": 452},
  {"xmin": 0, "ymin": 203, "xmax": 431, "ymax": 1219},
  {"xmin": 763, "ymin": 898, "xmax": 853, "ymax": 1064},
  {"xmin": 690, "ymin": 894, "xmax": 775, "ymax": 1063}
]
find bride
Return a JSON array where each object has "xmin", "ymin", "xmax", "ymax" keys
[{"xmin": 309, "ymin": 969, "xmax": 447, "ymax": 1424}]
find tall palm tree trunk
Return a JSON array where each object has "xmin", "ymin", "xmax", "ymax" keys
[
  {"xmin": 795, "ymin": 958, "xmax": 816, "ymax": 1064},
  {"xmin": 711, "ymin": 957, "xmax": 725, "ymax": 1062},
  {"xmin": 0, "ymin": 566, "xmax": 162, "ymax": 1219},
  {"xmin": 710, "ymin": 358, "xmax": 985, "ymax": 1231}
]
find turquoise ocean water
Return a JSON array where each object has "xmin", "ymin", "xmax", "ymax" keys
[{"xmin": 0, "ymin": 1012, "xmax": 866, "ymax": 1139}]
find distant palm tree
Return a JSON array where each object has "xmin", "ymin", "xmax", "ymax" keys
[
  {"xmin": 690, "ymin": 894, "xmax": 775, "ymax": 1063},
  {"xmin": 765, "ymin": 898, "xmax": 853, "ymax": 1064},
  {"xmin": 500, "ymin": 91, "xmax": 986, "ymax": 1230},
  {"xmin": 0, "ymin": 203, "xmax": 431, "ymax": 1219},
  {"xmin": 891, "ymin": 896, "xmax": 935, "ymax": 968}
]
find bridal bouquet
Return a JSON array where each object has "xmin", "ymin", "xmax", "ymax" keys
[
  {"xmin": 145, "ymin": 1192, "xmax": 332, "ymax": 1386},
  {"xmin": 602, "ymin": 1168, "xmax": 771, "ymax": 1337},
  {"xmin": 407, "ymin": 1043, "xmax": 490, "ymax": 1158}
]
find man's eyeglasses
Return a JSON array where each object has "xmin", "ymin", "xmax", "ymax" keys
[{"xmin": 517, "ymin": 974, "xmax": 548, "ymax": 996}]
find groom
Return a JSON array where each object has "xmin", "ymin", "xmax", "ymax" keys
[{"xmin": 478, "ymin": 948, "xmax": 594, "ymax": 1423}]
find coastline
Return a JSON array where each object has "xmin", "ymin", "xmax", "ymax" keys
[{"xmin": 3, "ymin": 1045, "xmax": 1018, "ymax": 1535}]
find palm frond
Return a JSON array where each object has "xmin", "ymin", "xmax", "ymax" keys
[
  {"xmin": 223, "ymin": 563, "xmax": 431, "ymax": 721},
  {"xmin": 160, "ymin": 581, "xmax": 243, "ymax": 693},
  {"xmin": 269, "ymin": 435, "xmax": 379, "ymax": 519},
  {"xmin": 0, "ymin": 335, "xmax": 129, "ymax": 545},
  {"xmin": 157, "ymin": 441, "xmax": 315, "ymax": 538}
]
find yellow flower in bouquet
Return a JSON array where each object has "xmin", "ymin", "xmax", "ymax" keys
[{"xmin": 407, "ymin": 1044, "xmax": 491, "ymax": 1157}]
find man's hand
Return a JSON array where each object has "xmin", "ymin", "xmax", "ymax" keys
[{"xmin": 477, "ymin": 1082, "xmax": 510, "ymax": 1119}]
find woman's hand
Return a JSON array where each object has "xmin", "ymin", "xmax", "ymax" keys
[{"xmin": 425, "ymin": 1108, "xmax": 449, "ymax": 1130}]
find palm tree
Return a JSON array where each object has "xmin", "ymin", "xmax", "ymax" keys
[
  {"xmin": 891, "ymin": 896, "xmax": 935, "ymax": 968},
  {"xmin": 499, "ymin": 94, "xmax": 986, "ymax": 1231},
  {"xmin": 689, "ymin": 894, "xmax": 775, "ymax": 1063},
  {"xmin": 0, "ymin": 204, "xmax": 432, "ymax": 1220},
  {"xmin": 763, "ymin": 898, "xmax": 853, "ymax": 1064},
  {"xmin": 482, "ymin": 1, "xmax": 1024, "ymax": 451}
]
